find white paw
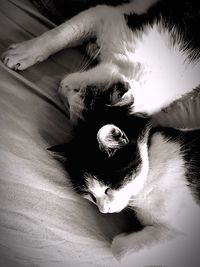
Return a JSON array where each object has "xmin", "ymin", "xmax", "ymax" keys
[
  {"xmin": 59, "ymin": 73, "xmax": 86, "ymax": 98},
  {"xmin": 111, "ymin": 233, "xmax": 131, "ymax": 261},
  {"xmin": 58, "ymin": 73, "xmax": 87, "ymax": 122},
  {"xmin": 112, "ymin": 231, "xmax": 144, "ymax": 261},
  {"xmin": 2, "ymin": 39, "xmax": 48, "ymax": 70}
]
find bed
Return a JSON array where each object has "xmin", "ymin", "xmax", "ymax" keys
[{"xmin": 0, "ymin": 1, "xmax": 200, "ymax": 267}]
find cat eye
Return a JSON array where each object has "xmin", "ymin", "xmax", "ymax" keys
[
  {"xmin": 82, "ymin": 191, "xmax": 96, "ymax": 203},
  {"xmin": 105, "ymin": 188, "xmax": 110, "ymax": 195},
  {"xmin": 89, "ymin": 192, "xmax": 96, "ymax": 203}
]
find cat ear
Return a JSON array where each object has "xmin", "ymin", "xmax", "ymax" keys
[
  {"xmin": 47, "ymin": 143, "xmax": 71, "ymax": 154},
  {"xmin": 97, "ymin": 124, "xmax": 129, "ymax": 157},
  {"xmin": 108, "ymin": 81, "xmax": 134, "ymax": 107},
  {"xmin": 47, "ymin": 143, "xmax": 73, "ymax": 163},
  {"xmin": 111, "ymin": 90, "xmax": 134, "ymax": 107}
]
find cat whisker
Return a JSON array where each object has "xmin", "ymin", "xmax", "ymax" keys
[
  {"xmin": 72, "ymin": 51, "xmax": 89, "ymax": 73},
  {"xmin": 124, "ymin": 207, "xmax": 134, "ymax": 216},
  {"xmin": 79, "ymin": 46, "xmax": 101, "ymax": 72},
  {"xmin": 128, "ymin": 198, "xmax": 140, "ymax": 207},
  {"xmin": 67, "ymin": 184, "xmax": 86, "ymax": 192}
]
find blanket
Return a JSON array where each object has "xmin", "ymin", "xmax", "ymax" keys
[
  {"xmin": 0, "ymin": 1, "xmax": 133, "ymax": 266},
  {"xmin": 0, "ymin": 1, "xmax": 199, "ymax": 267}
]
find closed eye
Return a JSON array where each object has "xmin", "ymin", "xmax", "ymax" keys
[
  {"xmin": 89, "ymin": 193, "xmax": 96, "ymax": 203},
  {"xmin": 105, "ymin": 188, "xmax": 110, "ymax": 195},
  {"xmin": 84, "ymin": 192, "xmax": 96, "ymax": 203},
  {"xmin": 82, "ymin": 191, "xmax": 96, "ymax": 203}
]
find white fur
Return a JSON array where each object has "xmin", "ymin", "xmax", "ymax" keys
[
  {"xmin": 84, "ymin": 175, "xmax": 130, "ymax": 214},
  {"xmin": 134, "ymin": 133, "xmax": 199, "ymax": 231},
  {"xmin": 128, "ymin": 24, "xmax": 200, "ymax": 114},
  {"xmin": 97, "ymin": 124, "xmax": 129, "ymax": 157},
  {"xmin": 112, "ymin": 133, "xmax": 200, "ymax": 261},
  {"xmin": 119, "ymin": 0, "xmax": 159, "ymax": 14},
  {"xmin": 2, "ymin": 0, "xmax": 199, "ymax": 119},
  {"xmin": 84, "ymin": 131, "xmax": 200, "ymax": 261}
]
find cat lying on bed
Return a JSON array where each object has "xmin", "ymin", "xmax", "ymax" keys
[{"xmin": 2, "ymin": 0, "xmax": 200, "ymax": 262}]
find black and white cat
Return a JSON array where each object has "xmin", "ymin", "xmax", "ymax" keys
[{"xmin": 2, "ymin": 0, "xmax": 200, "ymax": 263}]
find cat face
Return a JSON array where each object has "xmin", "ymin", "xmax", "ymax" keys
[
  {"xmin": 81, "ymin": 134, "xmax": 150, "ymax": 213},
  {"xmin": 64, "ymin": 118, "xmax": 150, "ymax": 214},
  {"xmin": 50, "ymin": 117, "xmax": 150, "ymax": 214},
  {"xmin": 82, "ymin": 174, "xmax": 137, "ymax": 214}
]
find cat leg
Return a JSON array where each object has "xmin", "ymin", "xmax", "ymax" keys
[
  {"xmin": 111, "ymin": 225, "xmax": 175, "ymax": 260},
  {"xmin": 1, "ymin": 6, "xmax": 107, "ymax": 70},
  {"xmin": 59, "ymin": 62, "xmax": 123, "ymax": 121},
  {"xmin": 59, "ymin": 63, "xmax": 119, "ymax": 94}
]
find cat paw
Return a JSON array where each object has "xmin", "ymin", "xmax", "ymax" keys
[
  {"xmin": 59, "ymin": 73, "xmax": 86, "ymax": 98},
  {"xmin": 1, "ymin": 39, "xmax": 48, "ymax": 70},
  {"xmin": 112, "ymin": 231, "xmax": 143, "ymax": 261},
  {"xmin": 111, "ymin": 233, "xmax": 130, "ymax": 261}
]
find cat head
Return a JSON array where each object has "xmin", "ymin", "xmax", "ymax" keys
[{"xmin": 49, "ymin": 94, "xmax": 151, "ymax": 213}]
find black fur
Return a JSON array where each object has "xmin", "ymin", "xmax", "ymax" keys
[
  {"xmin": 54, "ymin": 84, "xmax": 150, "ymax": 192},
  {"xmin": 125, "ymin": 0, "xmax": 200, "ymax": 59}
]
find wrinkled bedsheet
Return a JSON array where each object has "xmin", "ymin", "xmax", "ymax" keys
[
  {"xmin": 0, "ymin": 1, "xmax": 200, "ymax": 267},
  {"xmin": 0, "ymin": 1, "xmax": 134, "ymax": 266}
]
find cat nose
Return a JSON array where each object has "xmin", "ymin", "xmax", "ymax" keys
[
  {"xmin": 99, "ymin": 206, "xmax": 110, "ymax": 213},
  {"xmin": 97, "ymin": 198, "xmax": 111, "ymax": 213},
  {"xmin": 97, "ymin": 203, "xmax": 110, "ymax": 213}
]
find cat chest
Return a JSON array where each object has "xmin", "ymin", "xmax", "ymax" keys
[
  {"xmin": 132, "ymin": 190, "xmax": 168, "ymax": 225},
  {"xmin": 131, "ymin": 185, "xmax": 199, "ymax": 231}
]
